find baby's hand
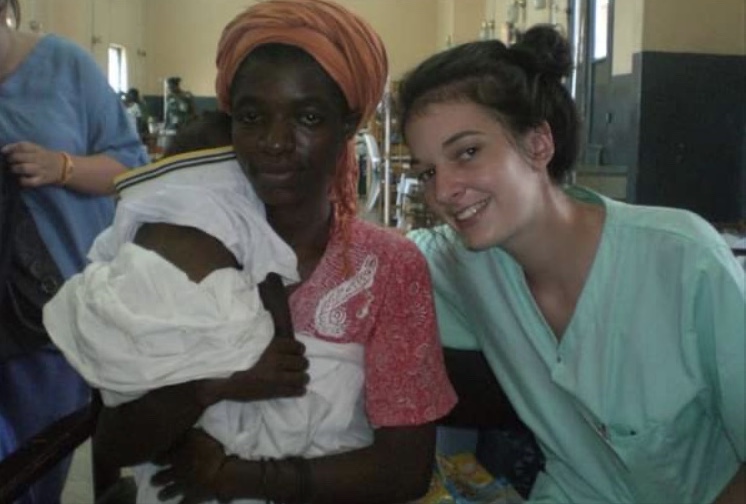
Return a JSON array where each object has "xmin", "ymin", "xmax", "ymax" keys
[{"xmin": 198, "ymin": 338, "xmax": 309, "ymax": 405}]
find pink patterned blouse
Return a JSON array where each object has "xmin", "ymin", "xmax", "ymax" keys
[{"xmin": 289, "ymin": 218, "xmax": 456, "ymax": 427}]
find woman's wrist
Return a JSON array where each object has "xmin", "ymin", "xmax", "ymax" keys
[
  {"xmin": 213, "ymin": 456, "xmax": 315, "ymax": 503},
  {"xmin": 213, "ymin": 455, "xmax": 241, "ymax": 502},
  {"xmin": 262, "ymin": 457, "xmax": 315, "ymax": 503},
  {"xmin": 56, "ymin": 151, "xmax": 74, "ymax": 185},
  {"xmin": 213, "ymin": 456, "xmax": 264, "ymax": 502}
]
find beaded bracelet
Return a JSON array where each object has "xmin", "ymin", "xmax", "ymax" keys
[
  {"xmin": 260, "ymin": 457, "xmax": 274, "ymax": 504},
  {"xmin": 260, "ymin": 456, "xmax": 313, "ymax": 504},
  {"xmin": 287, "ymin": 456, "xmax": 313, "ymax": 503}
]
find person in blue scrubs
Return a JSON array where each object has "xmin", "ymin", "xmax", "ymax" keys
[
  {"xmin": 402, "ymin": 25, "xmax": 745, "ymax": 504},
  {"xmin": 0, "ymin": 1, "xmax": 148, "ymax": 502}
]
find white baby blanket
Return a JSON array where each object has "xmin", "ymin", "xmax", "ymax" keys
[{"xmin": 44, "ymin": 243, "xmax": 274, "ymax": 406}]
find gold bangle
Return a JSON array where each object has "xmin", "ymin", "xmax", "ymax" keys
[
  {"xmin": 59, "ymin": 151, "xmax": 74, "ymax": 186},
  {"xmin": 56, "ymin": 152, "xmax": 66, "ymax": 184}
]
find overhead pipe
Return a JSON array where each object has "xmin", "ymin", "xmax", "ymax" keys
[{"xmin": 382, "ymin": 79, "xmax": 392, "ymax": 227}]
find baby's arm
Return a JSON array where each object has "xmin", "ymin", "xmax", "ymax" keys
[{"xmin": 134, "ymin": 222, "xmax": 239, "ymax": 282}]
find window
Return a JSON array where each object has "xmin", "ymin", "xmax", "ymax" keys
[
  {"xmin": 108, "ymin": 44, "xmax": 128, "ymax": 93},
  {"xmin": 4, "ymin": 8, "xmax": 16, "ymax": 28},
  {"xmin": 593, "ymin": 0, "xmax": 610, "ymax": 60}
]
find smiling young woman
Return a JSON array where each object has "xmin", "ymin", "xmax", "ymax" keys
[{"xmin": 402, "ymin": 24, "xmax": 745, "ymax": 504}]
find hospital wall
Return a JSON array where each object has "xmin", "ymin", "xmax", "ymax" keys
[
  {"xmin": 593, "ymin": 0, "xmax": 745, "ymax": 222},
  {"xmin": 14, "ymin": 0, "xmax": 746, "ymax": 222}
]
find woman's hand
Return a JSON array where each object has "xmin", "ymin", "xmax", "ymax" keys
[
  {"xmin": 151, "ymin": 429, "xmax": 225, "ymax": 504},
  {"xmin": 198, "ymin": 338, "xmax": 310, "ymax": 405},
  {"xmin": 2, "ymin": 142, "xmax": 65, "ymax": 187}
]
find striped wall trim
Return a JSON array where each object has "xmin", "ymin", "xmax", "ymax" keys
[{"xmin": 114, "ymin": 146, "xmax": 237, "ymax": 194}]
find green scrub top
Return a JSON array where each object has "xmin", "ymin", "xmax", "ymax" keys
[{"xmin": 410, "ymin": 187, "xmax": 745, "ymax": 503}]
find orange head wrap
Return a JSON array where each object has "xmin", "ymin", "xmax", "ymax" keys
[{"xmin": 215, "ymin": 0, "xmax": 388, "ymax": 229}]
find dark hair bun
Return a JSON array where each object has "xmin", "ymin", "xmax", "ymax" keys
[{"xmin": 513, "ymin": 25, "xmax": 573, "ymax": 80}]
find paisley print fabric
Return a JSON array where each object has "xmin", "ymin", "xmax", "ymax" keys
[{"xmin": 289, "ymin": 218, "xmax": 456, "ymax": 427}]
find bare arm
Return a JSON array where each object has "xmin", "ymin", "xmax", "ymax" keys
[
  {"xmin": 95, "ymin": 339, "xmax": 307, "ymax": 468},
  {"xmin": 94, "ymin": 223, "xmax": 308, "ymax": 467},
  {"xmin": 306, "ymin": 424, "xmax": 435, "ymax": 503},
  {"xmin": 57, "ymin": 153, "xmax": 128, "ymax": 194},
  {"xmin": 233, "ymin": 424, "xmax": 435, "ymax": 504},
  {"xmin": 156, "ymin": 423, "xmax": 436, "ymax": 503},
  {"xmin": 2, "ymin": 141, "xmax": 130, "ymax": 194},
  {"xmin": 94, "ymin": 381, "xmax": 207, "ymax": 468}
]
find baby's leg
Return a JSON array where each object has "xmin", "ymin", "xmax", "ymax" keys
[{"xmin": 257, "ymin": 272, "xmax": 294, "ymax": 339}]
